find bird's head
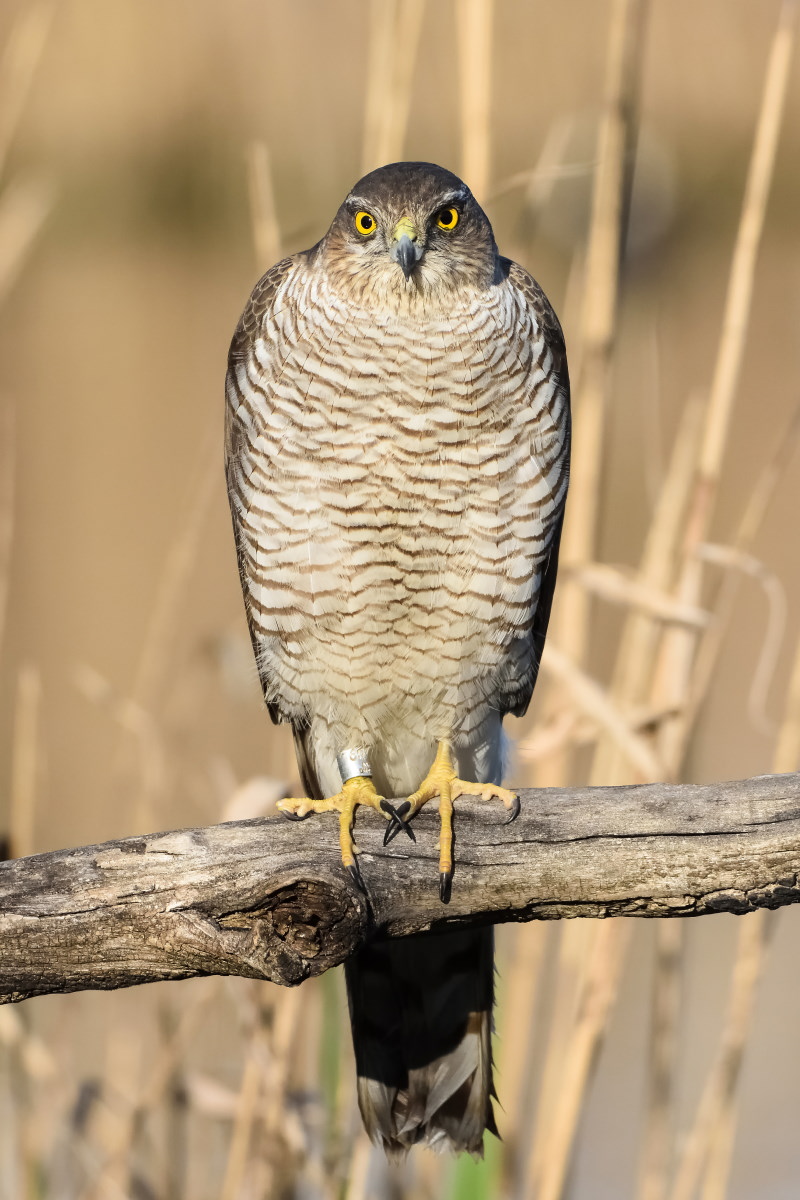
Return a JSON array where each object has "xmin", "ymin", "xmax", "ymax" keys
[{"xmin": 320, "ymin": 162, "xmax": 499, "ymax": 307}]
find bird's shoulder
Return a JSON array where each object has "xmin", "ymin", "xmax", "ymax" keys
[
  {"xmin": 500, "ymin": 256, "xmax": 569, "ymax": 384},
  {"xmin": 227, "ymin": 250, "xmax": 314, "ymax": 366}
]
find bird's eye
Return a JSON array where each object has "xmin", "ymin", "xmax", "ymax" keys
[
  {"xmin": 436, "ymin": 206, "xmax": 460, "ymax": 231},
  {"xmin": 354, "ymin": 211, "xmax": 377, "ymax": 236}
]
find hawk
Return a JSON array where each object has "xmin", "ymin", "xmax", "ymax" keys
[{"xmin": 225, "ymin": 162, "xmax": 570, "ymax": 1155}]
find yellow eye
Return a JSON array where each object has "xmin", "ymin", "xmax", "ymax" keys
[
  {"xmin": 436, "ymin": 206, "xmax": 459, "ymax": 231},
  {"xmin": 354, "ymin": 210, "xmax": 377, "ymax": 236}
]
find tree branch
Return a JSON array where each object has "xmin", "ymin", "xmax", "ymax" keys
[{"xmin": 2, "ymin": 772, "xmax": 800, "ymax": 1005}]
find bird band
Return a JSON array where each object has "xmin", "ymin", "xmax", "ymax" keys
[{"xmin": 337, "ymin": 747, "xmax": 373, "ymax": 783}]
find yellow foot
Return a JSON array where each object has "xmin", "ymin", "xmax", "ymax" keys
[
  {"xmin": 276, "ymin": 776, "xmax": 408, "ymax": 887},
  {"xmin": 385, "ymin": 741, "xmax": 519, "ymax": 902}
]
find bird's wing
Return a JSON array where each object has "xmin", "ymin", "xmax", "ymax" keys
[
  {"xmin": 502, "ymin": 258, "xmax": 571, "ymax": 718},
  {"xmin": 224, "ymin": 255, "xmax": 300, "ymax": 725}
]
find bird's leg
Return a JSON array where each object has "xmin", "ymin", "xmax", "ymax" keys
[
  {"xmin": 385, "ymin": 740, "xmax": 519, "ymax": 900},
  {"xmin": 277, "ymin": 776, "xmax": 400, "ymax": 886}
]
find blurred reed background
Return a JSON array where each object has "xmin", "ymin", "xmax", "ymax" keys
[{"xmin": 1, "ymin": 0, "xmax": 800, "ymax": 1197}]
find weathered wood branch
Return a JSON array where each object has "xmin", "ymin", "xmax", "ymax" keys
[{"xmin": 2, "ymin": 772, "xmax": 800, "ymax": 1005}]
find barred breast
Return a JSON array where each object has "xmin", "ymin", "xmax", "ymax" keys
[{"xmin": 226, "ymin": 256, "xmax": 569, "ymax": 792}]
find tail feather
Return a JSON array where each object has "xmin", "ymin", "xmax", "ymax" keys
[{"xmin": 345, "ymin": 927, "xmax": 496, "ymax": 1156}]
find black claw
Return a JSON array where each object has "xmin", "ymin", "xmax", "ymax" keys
[
  {"xmin": 382, "ymin": 799, "xmax": 415, "ymax": 846},
  {"xmin": 505, "ymin": 794, "xmax": 521, "ymax": 824},
  {"xmin": 439, "ymin": 871, "xmax": 452, "ymax": 904},
  {"xmin": 383, "ymin": 819, "xmax": 401, "ymax": 846},
  {"xmin": 347, "ymin": 860, "xmax": 365, "ymax": 892},
  {"xmin": 383, "ymin": 815, "xmax": 416, "ymax": 846},
  {"xmin": 280, "ymin": 809, "xmax": 309, "ymax": 822}
]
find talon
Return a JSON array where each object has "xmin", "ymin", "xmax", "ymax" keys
[
  {"xmin": 383, "ymin": 819, "xmax": 401, "ymax": 846},
  {"xmin": 280, "ymin": 809, "xmax": 309, "ymax": 822},
  {"xmin": 383, "ymin": 806, "xmax": 416, "ymax": 845},
  {"xmin": 347, "ymin": 860, "xmax": 365, "ymax": 891},
  {"xmin": 439, "ymin": 871, "xmax": 452, "ymax": 903},
  {"xmin": 505, "ymin": 793, "xmax": 521, "ymax": 823}
]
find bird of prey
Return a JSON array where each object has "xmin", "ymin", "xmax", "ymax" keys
[{"xmin": 225, "ymin": 161, "xmax": 570, "ymax": 1156}]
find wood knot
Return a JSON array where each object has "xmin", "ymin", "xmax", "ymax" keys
[{"xmin": 216, "ymin": 878, "xmax": 366, "ymax": 985}]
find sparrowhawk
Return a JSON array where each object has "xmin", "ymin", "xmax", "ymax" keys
[{"xmin": 225, "ymin": 161, "xmax": 570, "ymax": 1155}]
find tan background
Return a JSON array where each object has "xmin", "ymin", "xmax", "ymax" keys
[{"xmin": 1, "ymin": 2, "xmax": 800, "ymax": 1198}]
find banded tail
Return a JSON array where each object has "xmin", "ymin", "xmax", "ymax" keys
[{"xmin": 345, "ymin": 927, "xmax": 497, "ymax": 1156}]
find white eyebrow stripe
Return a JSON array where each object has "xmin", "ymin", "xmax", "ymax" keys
[{"xmin": 438, "ymin": 188, "xmax": 470, "ymax": 205}]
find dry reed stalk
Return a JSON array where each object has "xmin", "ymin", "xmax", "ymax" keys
[
  {"xmin": 9, "ymin": 662, "xmax": 40, "ymax": 859},
  {"xmin": 635, "ymin": 922, "xmax": 684, "ymax": 1200},
  {"xmin": 774, "ymin": 632, "xmax": 800, "ymax": 775},
  {"xmin": 0, "ymin": 2, "xmax": 53, "ymax": 185},
  {"xmin": 220, "ymin": 1048, "xmax": 262, "ymax": 1200},
  {"xmin": 552, "ymin": 0, "xmax": 648, "ymax": 676},
  {"xmin": 0, "ymin": 1006, "xmax": 43, "ymax": 1200},
  {"xmin": 0, "ymin": 1010, "xmax": 55, "ymax": 1084},
  {"xmin": 415, "ymin": 1146, "xmax": 449, "ymax": 1200},
  {"xmin": 699, "ymin": 1107, "xmax": 737, "ymax": 1200},
  {"xmin": 328, "ymin": 975, "xmax": 358, "ymax": 1175},
  {"xmin": 538, "ymin": 643, "xmax": 663, "ymax": 778},
  {"xmin": 88, "ymin": 1029, "xmax": 144, "ymax": 1200},
  {"xmin": 259, "ymin": 985, "xmax": 307, "ymax": 1185},
  {"xmin": 0, "ymin": 398, "xmax": 13, "ymax": 672},
  {"xmin": 159, "ymin": 1001, "xmax": 188, "ymax": 1200},
  {"xmin": 456, "ymin": 0, "xmax": 493, "ymax": 204},
  {"xmin": 590, "ymin": 395, "xmax": 705, "ymax": 784},
  {"xmin": 86, "ymin": 981, "xmax": 217, "ymax": 1196},
  {"xmin": 531, "ymin": 920, "xmax": 634, "ymax": 1200},
  {"xmin": 523, "ymin": 920, "xmax": 597, "ymax": 1195},
  {"xmin": 667, "ymin": 910, "xmax": 774, "ymax": 1200},
  {"xmin": 693, "ymin": 0, "xmax": 797, "ymax": 512},
  {"xmin": 563, "ymin": 563, "xmax": 710, "ymax": 629},
  {"xmin": 343, "ymin": 1129, "xmax": 373, "ymax": 1200},
  {"xmin": 0, "ymin": 174, "xmax": 54, "ymax": 305},
  {"xmin": 535, "ymin": 0, "xmax": 647, "ymax": 809},
  {"xmin": 246, "ymin": 140, "xmax": 281, "ymax": 274},
  {"xmin": 677, "ymin": 403, "xmax": 800, "ymax": 751},
  {"xmin": 223, "ymin": 981, "xmax": 311, "ymax": 1196},
  {"xmin": 361, "ymin": 0, "xmax": 426, "ymax": 175},
  {"xmin": 654, "ymin": 0, "xmax": 798, "ymax": 777},
  {"xmin": 0, "ymin": 1043, "xmax": 16, "ymax": 1200},
  {"xmin": 695, "ymin": 543, "xmax": 786, "ymax": 736},
  {"xmin": 486, "ymin": 118, "xmax": 584, "ymax": 204},
  {"xmin": 495, "ymin": 923, "xmax": 549, "ymax": 1178}
]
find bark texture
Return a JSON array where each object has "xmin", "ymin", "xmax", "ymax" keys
[{"xmin": 2, "ymin": 772, "xmax": 800, "ymax": 1004}]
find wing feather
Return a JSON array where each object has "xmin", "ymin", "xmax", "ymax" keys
[
  {"xmin": 224, "ymin": 255, "xmax": 299, "ymax": 724},
  {"xmin": 501, "ymin": 258, "xmax": 571, "ymax": 718}
]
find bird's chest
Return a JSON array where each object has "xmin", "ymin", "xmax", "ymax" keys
[
  {"xmin": 273, "ymin": 345, "xmax": 511, "ymax": 561},
  {"xmin": 250, "ymin": 300, "xmax": 544, "ymax": 641}
]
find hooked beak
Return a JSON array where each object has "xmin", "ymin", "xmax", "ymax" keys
[{"xmin": 390, "ymin": 216, "xmax": 423, "ymax": 279}]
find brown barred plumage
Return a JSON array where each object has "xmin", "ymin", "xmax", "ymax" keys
[{"xmin": 225, "ymin": 162, "xmax": 570, "ymax": 1156}]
